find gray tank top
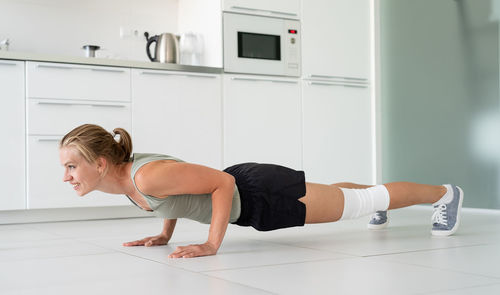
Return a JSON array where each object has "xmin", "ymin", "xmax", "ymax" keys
[{"xmin": 126, "ymin": 153, "xmax": 241, "ymax": 224}]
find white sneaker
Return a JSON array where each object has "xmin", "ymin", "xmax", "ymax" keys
[
  {"xmin": 367, "ymin": 211, "xmax": 389, "ymax": 230},
  {"xmin": 431, "ymin": 185, "xmax": 464, "ymax": 236}
]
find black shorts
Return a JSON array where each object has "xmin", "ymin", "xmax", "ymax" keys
[{"xmin": 224, "ymin": 163, "xmax": 306, "ymax": 231}]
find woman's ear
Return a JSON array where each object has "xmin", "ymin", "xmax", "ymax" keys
[{"xmin": 96, "ymin": 157, "xmax": 108, "ymax": 174}]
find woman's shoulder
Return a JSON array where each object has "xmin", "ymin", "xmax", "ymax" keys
[
  {"xmin": 131, "ymin": 153, "xmax": 183, "ymax": 196},
  {"xmin": 132, "ymin": 153, "xmax": 184, "ymax": 164},
  {"xmin": 131, "ymin": 153, "xmax": 184, "ymax": 172}
]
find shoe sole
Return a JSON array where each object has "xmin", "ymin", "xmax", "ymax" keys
[
  {"xmin": 431, "ymin": 186, "xmax": 463, "ymax": 236},
  {"xmin": 367, "ymin": 220, "xmax": 389, "ymax": 230}
]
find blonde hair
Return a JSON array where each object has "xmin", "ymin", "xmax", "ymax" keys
[{"xmin": 60, "ymin": 124, "xmax": 132, "ymax": 165}]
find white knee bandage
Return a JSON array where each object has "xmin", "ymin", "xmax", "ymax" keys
[{"xmin": 340, "ymin": 185, "xmax": 390, "ymax": 220}]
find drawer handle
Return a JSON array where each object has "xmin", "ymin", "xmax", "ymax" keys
[
  {"xmin": 230, "ymin": 77, "xmax": 261, "ymax": 82},
  {"xmin": 90, "ymin": 104, "xmax": 126, "ymax": 108},
  {"xmin": 308, "ymin": 81, "xmax": 368, "ymax": 88},
  {"xmin": 0, "ymin": 61, "xmax": 17, "ymax": 66},
  {"xmin": 37, "ymin": 101, "xmax": 78, "ymax": 106},
  {"xmin": 230, "ymin": 5, "xmax": 259, "ymax": 12},
  {"xmin": 37, "ymin": 64, "xmax": 124, "ymax": 73},
  {"xmin": 37, "ymin": 138, "xmax": 61, "ymax": 142},
  {"xmin": 308, "ymin": 74, "xmax": 368, "ymax": 82},
  {"xmin": 91, "ymin": 68, "xmax": 126, "ymax": 73},
  {"xmin": 184, "ymin": 73, "xmax": 217, "ymax": 79},
  {"xmin": 271, "ymin": 80, "xmax": 298, "ymax": 84},
  {"xmin": 231, "ymin": 77, "xmax": 297, "ymax": 84},
  {"xmin": 37, "ymin": 101, "xmax": 127, "ymax": 108},
  {"xmin": 141, "ymin": 71, "xmax": 184, "ymax": 77},
  {"xmin": 37, "ymin": 64, "xmax": 87, "ymax": 70},
  {"xmin": 140, "ymin": 71, "xmax": 216, "ymax": 79},
  {"xmin": 268, "ymin": 10, "xmax": 298, "ymax": 17}
]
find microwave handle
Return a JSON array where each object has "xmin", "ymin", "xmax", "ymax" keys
[{"xmin": 230, "ymin": 6, "xmax": 298, "ymax": 17}]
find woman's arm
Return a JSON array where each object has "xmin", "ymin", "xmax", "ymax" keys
[
  {"xmin": 122, "ymin": 218, "xmax": 177, "ymax": 247},
  {"xmin": 169, "ymin": 173, "xmax": 235, "ymax": 258},
  {"xmin": 161, "ymin": 218, "xmax": 177, "ymax": 241},
  {"xmin": 135, "ymin": 161, "xmax": 235, "ymax": 258}
]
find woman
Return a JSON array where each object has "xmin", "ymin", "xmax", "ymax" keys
[{"xmin": 59, "ymin": 124, "xmax": 464, "ymax": 258}]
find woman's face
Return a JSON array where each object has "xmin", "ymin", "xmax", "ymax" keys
[{"xmin": 59, "ymin": 146, "xmax": 102, "ymax": 196}]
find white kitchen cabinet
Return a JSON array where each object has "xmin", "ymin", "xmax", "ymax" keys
[
  {"xmin": 26, "ymin": 62, "xmax": 131, "ymax": 209},
  {"xmin": 223, "ymin": 74, "xmax": 302, "ymax": 170},
  {"xmin": 27, "ymin": 137, "xmax": 129, "ymax": 209},
  {"xmin": 131, "ymin": 69, "xmax": 223, "ymax": 169},
  {"xmin": 26, "ymin": 62, "xmax": 130, "ymax": 102},
  {"xmin": 0, "ymin": 60, "xmax": 25, "ymax": 210},
  {"xmin": 301, "ymin": 0, "xmax": 370, "ymax": 79},
  {"xmin": 222, "ymin": 0, "xmax": 300, "ymax": 19},
  {"xmin": 27, "ymin": 99, "xmax": 131, "ymax": 136},
  {"xmin": 302, "ymin": 81, "xmax": 373, "ymax": 184}
]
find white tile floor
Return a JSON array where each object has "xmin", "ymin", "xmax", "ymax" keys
[{"xmin": 1, "ymin": 207, "xmax": 500, "ymax": 295}]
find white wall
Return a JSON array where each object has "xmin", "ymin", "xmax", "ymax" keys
[
  {"xmin": 177, "ymin": 0, "xmax": 222, "ymax": 67},
  {"xmin": 0, "ymin": 0, "xmax": 179, "ymax": 61}
]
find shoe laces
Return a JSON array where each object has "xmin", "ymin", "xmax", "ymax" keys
[
  {"xmin": 373, "ymin": 211, "xmax": 384, "ymax": 221},
  {"xmin": 432, "ymin": 204, "xmax": 448, "ymax": 226}
]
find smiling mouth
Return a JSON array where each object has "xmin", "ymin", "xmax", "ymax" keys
[{"xmin": 71, "ymin": 183, "xmax": 80, "ymax": 190}]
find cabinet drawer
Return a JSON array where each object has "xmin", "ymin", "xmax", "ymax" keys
[
  {"xmin": 26, "ymin": 62, "xmax": 130, "ymax": 102},
  {"xmin": 27, "ymin": 136, "xmax": 130, "ymax": 209},
  {"xmin": 27, "ymin": 98, "xmax": 131, "ymax": 135}
]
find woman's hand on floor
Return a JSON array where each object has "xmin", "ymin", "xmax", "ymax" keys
[
  {"xmin": 168, "ymin": 242, "xmax": 218, "ymax": 258},
  {"xmin": 122, "ymin": 234, "xmax": 169, "ymax": 247}
]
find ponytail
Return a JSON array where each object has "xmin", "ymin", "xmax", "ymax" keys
[{"xmin": 113, "ymin": 128, "xmax": 133, "ymax": 163}]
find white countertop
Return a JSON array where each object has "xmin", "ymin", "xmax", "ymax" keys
[{"xmin": 0, "ymin": 51, "xmax": 222, "ymax": 74}]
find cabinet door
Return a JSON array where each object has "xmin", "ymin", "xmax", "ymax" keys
[
  {"xmin": 302, "ymin": 81, "xmax": 373, "ymax": 184},
  {"xmin": 132, "ymin": 70, "xmax": 223, "ymax": 169},
  {"xmin": 27, "ymin": 137, "xmax": 130, "ymax": 209},
  {"xmin": 302, "ymin": 0, "xmax": 370, "ymax": 79},
  {"xmin": 223, "ymin": 0, "xmax": 300, "ymax": 19},
  {"xmin": 223, "ymin": 74, "xmax": 302, "ymax": 170},
  {"xmin": 0, "ymin": 60, "xmax": 25, "ymax": 210},
  {"xmin": 26, "ymin": 62, "xmax": 131, "ymax": 102},
  {"xmin": 27, "ymin": 99, "xmax": 131, "ymax": 136}
]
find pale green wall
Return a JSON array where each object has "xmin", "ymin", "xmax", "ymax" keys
[{"xmin": 381, "ymin": 0, "xmax": 500, "ymax": 208}]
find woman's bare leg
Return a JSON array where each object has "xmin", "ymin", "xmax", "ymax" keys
[
  {"xmin": 299, "ymin": 183, "xmax": 345, "ymax": 223},
  {"xmin": 299, "ymin": 182, "xmax": 447, "ymax": 224},
  {"xmin": 384, "ymin": 182, "xmax": 446, "ymax": 209},
  {"xmin": 332, "ymin": 182, "xmax": 372, "ymax": 189}
]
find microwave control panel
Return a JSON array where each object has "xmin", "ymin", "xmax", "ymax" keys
[{"xmin": 284, "ymin": 19, "xmax": 301, "ymax": 76}]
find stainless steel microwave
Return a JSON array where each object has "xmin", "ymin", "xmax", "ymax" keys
[{"xmin": 223, "ymin": 12, "xmax": 301, "ymax": 77}]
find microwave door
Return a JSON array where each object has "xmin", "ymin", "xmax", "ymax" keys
[{"xmin": 238, "ymin": 32, "xmax": 281, "ymax": 61}]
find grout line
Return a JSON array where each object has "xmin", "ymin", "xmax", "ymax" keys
[
  {"xmin": 79, "ymin": 235, "xmax": 353, "ymax": 274},
  {"xmin": 87, "ymin": 246, "xmax": 279, "ymax": 295},
  {"xmin": 193, "ymin": 271, "xmax": 279, "ymax": 295},
  {"xmin": 0, "ymin": 251, "xmax": 117, "ymax": 263},
  {"xmin": 366, "ymin": 245, "xmax": 500, "ymax": 281},
  {"xmin": 239, "ymin": 236, "xmax": 362, "ymax": 257},
  {"xmin": 421, "ymin": 282, "xmax": 500, "ymax": 295},
  {"xmin": 202, "ymin": 255, "xmax": 357, "ymax": 274},
  {"xmin": 360, "ymin": 243, "xmax": 491, "ymax": 258},
  {"xmin": 390, "ymin": 260, "xmax": 500, "ymax": 282}
]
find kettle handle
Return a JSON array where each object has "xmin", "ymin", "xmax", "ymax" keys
[{"xmin": 146, "ymin": 34, "xmax": 158, "ymax": 62}]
